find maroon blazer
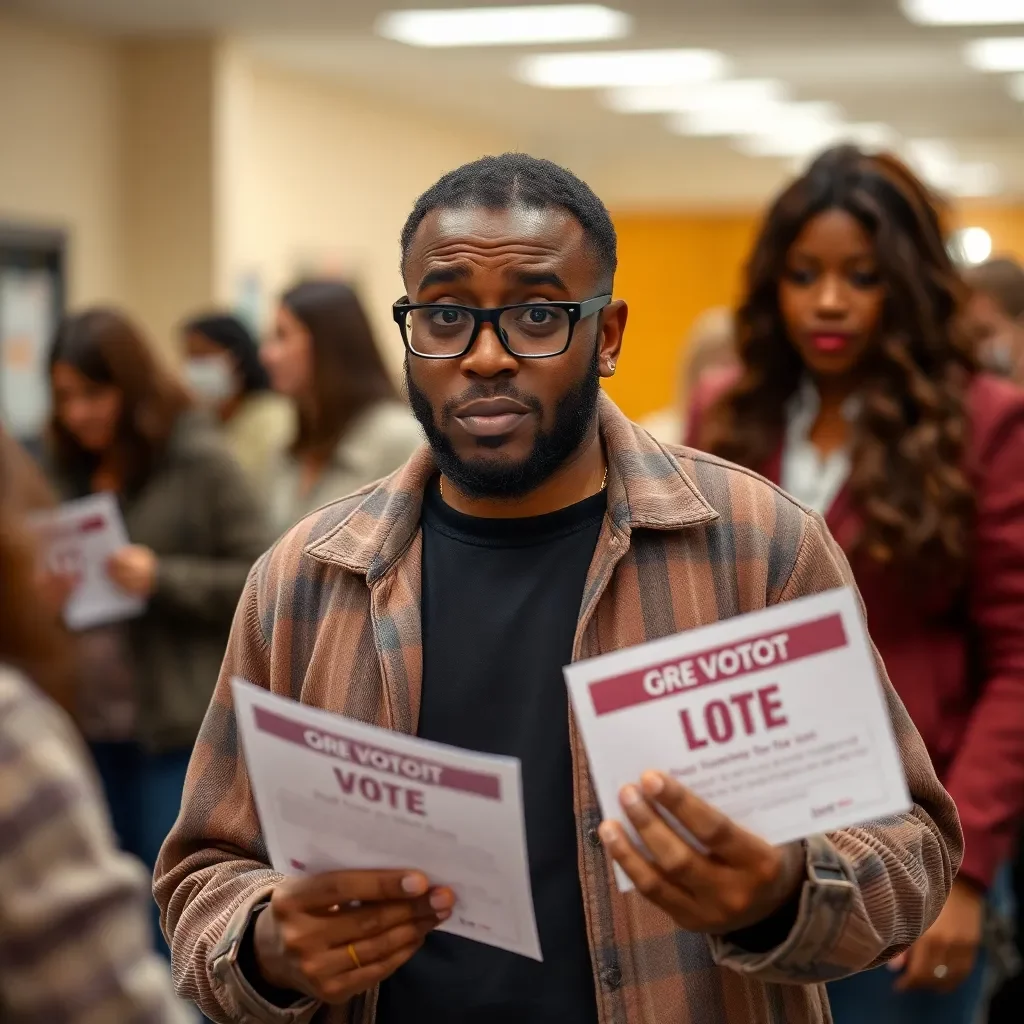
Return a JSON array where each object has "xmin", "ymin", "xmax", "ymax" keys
[{"xmin": 687, "ymin": 373, "xmax": 1024, "ymax": 888}]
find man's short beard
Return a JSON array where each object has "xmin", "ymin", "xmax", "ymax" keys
[{"xmin": 405, "ymin": 347, "xmax": 601, "ymax": 501}]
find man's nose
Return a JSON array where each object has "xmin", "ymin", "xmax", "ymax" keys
[{"xmin": 459, "ymin": 322, "xmax": 519, "ymax": 378}]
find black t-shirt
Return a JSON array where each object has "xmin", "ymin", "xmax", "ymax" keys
[{"xmin": 375, "ymin": 481, "xmax": 606, "ymax": 1024}]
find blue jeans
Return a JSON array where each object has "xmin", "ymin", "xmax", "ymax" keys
[
  {"xmin": 90, "ymin": 741, "xmax": 193, "ymax": 959},
  {"xmin": 827, "ymin": 866, "xmax": 1015, "ymax": 1024}
]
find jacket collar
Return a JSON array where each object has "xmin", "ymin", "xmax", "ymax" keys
[{"xmin": 305, "ymin": 393, "xmax": 718, "ymax": 581}]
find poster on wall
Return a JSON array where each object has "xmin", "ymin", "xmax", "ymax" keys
[{"xmin": 0, "ymin": 267, "xmax": 56, "ymax": 439}]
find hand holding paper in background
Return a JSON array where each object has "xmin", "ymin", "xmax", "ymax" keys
[{"xmin": 29, "ymin": 493, "xmax": 145, "ymax": 631}]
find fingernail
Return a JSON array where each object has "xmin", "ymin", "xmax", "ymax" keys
[
  {"xmin": 641, "ymin": 771, "xmax": 664, "ymax": 796},
  {"xmin": 435, "ymin": 909, "xmax": 452, "ymax": 922},
  {"xmin": 402, "ymin": 874, "xmax": 427, "ymax": 895},
  {"xmin": 599, "ymin": 822, "xmax": 619, "ymax": 846},
  {"xmin": 430, "ymin": 889, "xmax": 453, "ymax": 911},
  {"xmin": 621, "ymin": 784, "xmax": 642, "ymax": 807}
]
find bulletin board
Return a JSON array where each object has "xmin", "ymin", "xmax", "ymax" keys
[{"xmin": 0, "ymin": 223, "xmax": 66, "ymax": 446}]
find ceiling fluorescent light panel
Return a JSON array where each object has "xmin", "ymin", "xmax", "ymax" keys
[
  {"xmin": 903, "ymin": 0, "xmax": 1024, "ymax": 25},
  {"xmin": 376, "ymin": 5, "xmax": 631, "ymax": 48},
  {"xmin": 605, "ymin": 79, "xmax": 787, "ymax": 114},
  {"xmin": 672, "ymin": 101, "xmax": 840, "ymax": 139},
  {"xmin": 517, "ymin": 49, "xmax": 731, "ymax": 88},
  {"xmin": 964, "ymin": 37, "xmax": 1024, "ymax": 70}
]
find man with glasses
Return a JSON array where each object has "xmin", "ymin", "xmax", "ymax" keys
[{"xmin": 156, "ymin": 154, "xmax": 960, "ymax": 1024}]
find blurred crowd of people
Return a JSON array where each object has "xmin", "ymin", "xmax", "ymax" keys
[{"xmin": 0, "ymin": 144, "xmax": 1023, "ymax": 1023}]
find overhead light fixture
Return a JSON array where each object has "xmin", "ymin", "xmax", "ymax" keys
[
  {"xmin": 964, "ymin": 36, "xmax": 1024, "ymax": 70},
  {"xmin": 517, "ymin": 49, "xmax": 730, "ymax": 88},
  {"xmin": 671, "ymin": 101, "xmax": 839, "ymax": 139},
  {"xmin": 903, "ymin": 0, "xmax": 1024, "ymax": 24},
  {"xmin": 948, "ymin": 226, "xmax": 994, "ymax": 264},
  {"xmin": 376, "ymin": 5, "xmax": 631, "ymax": 48},
  {"xmin": 1009, "ymin": 72, "xmax": 1024, "ymax": 98},
  {"xmin": 739, "ymin": 122, "xmax": 897, "ymax": 158},
  {"xmin": 904, "ymin": 140, "xmax": 1001, "ymax": 197},
  {"xmin": 604, "ymin": 79, "xmax": 787, "ymax": 114},
  {"xmin": 950, "ymin": 162, "xmax": 1003, "ymax": 196}
]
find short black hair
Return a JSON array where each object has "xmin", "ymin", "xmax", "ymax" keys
[
  {"xmin": 182, "ymin": 313, "xmax": 271, "ymax": 394},
  {"xmin": 400, "ymin": 152, "xmax": 617, "ymax": 288}
]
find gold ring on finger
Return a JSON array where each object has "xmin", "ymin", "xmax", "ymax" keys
[{"xmin": 347, "ymin": 943, "xmax": 362, "ymax": 970}]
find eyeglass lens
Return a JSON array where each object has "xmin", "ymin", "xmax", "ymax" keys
[{"xmin": 405, "ymin": 305, "xmax": 571, "ymax": 357}]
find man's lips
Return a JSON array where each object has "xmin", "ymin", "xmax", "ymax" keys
[{"xmin": 453, "ymin": 397, "xmax": 532, "ymax": 438}]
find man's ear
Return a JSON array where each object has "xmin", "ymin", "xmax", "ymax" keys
[{"xmin": 598, "ymin": 300, "xmax": 627, "ymax": 379}]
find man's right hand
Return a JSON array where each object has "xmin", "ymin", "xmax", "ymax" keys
[{"xmin": 253, "ymin": 869, "xmax": 454, "ymax": 1004}]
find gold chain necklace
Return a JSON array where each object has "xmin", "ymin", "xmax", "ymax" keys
[{"xmin": 439, "ymin": 466, "xmax": 608, "ymax": 500}]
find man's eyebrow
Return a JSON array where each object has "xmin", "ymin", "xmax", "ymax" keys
[
  {"xmin": 511, "ymin": 270, "xmax": 569, "ymax": 290},
  {"xmin": 418, "ymin": 265, "xmax": 472, "ymax": 290}
]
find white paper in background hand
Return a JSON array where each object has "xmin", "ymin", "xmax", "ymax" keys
[{"xmin": 29, "ymin": 493, "xmax": 144, "ymax": 631}]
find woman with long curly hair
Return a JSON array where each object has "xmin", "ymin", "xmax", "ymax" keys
[
  {"xmin": 689, "ymin": 145, "xmax": 1024, "ymax": 1024},
  {"xmin": 0, "ymin": 430, "xmax": 189, "ymax": 1021}
]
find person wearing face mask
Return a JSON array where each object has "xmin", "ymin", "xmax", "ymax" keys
[
  {"xmin": 962, "ymin": 256, "xmax": 1024, "ymax": 385},
  {"xmin": 181, "ymin": 313, "xmax": 293, "ymax": 489},
  {"xmin": 260, "ymin": 279, "xmax": 423, "ymax": 534},
  {"xmin": 689, "ymin": 146, "xmax": 1024, "ymax": 1024},
  {"xmin": 45, "ymin": 307, "xmax": 270, "ymax": 955}
]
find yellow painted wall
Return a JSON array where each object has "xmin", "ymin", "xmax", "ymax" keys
[
  {"xmin": 605, "ymin": 211, "xmax": 760, "ymax": 421},
  {"xmin": 607, "ymin": 204, "xmax": 1024, "ymax": 422}
]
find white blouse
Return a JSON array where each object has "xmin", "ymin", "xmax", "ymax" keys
[{"xmin": 780, "ymin": 380, "xmax": 858, "ymax": 516}]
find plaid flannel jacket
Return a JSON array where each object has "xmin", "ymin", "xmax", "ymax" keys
[
  {"xmin": 155, "ymin": 395, "xmax": 962, "ymax": 1024},
  {"xmin": 0, "ymin": 664, "xmax": 188, "ymax": 1023}
]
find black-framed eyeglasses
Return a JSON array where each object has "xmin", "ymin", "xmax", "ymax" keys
[{"xmin": 392, "ymin": 294, "xmax": 612, "ymax": 359}]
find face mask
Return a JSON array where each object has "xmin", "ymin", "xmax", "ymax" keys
[{"xmin": 184, "ymin": 355, "xmax": 235, "ymax": 405}]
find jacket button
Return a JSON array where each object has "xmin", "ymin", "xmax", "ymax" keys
[
  {"xmin": 600, "ymin": 964, "xmax": 623, "ymax": 990},
  {"xmin": 587, "ymin": 827, "xmax": 602, "ymax": 847}
]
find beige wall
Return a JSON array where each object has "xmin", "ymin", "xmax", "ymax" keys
[
  {"xmin": 0, "ymin": 13, "xmax": 123, "ymax": 306},
  {"xmin": 219, "ymin": 53, "xmax": 508, "ymax": 372},
  {"xmin": 120, "ymin": 38, "xmax": 218, "ymax": 350}
]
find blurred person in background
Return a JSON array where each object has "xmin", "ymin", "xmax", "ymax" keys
[
  {"xmin": 690, "ymin": 145, "xmax": 1024, "ymax": 1024},
  {"xmin": 46, "ymin": 307, "xmax": 269, "ymax": 951},
  {"xmin": 962, "ymin": 256, "xmax": 1024, "ymax": 385},
  {"xmin": 180, "ymin": 312, "xmax": 293, "ymax": 489},
  {"xmin": 640, "ymin": 306, "xmax": 737, "ymax": 444},
  {"xmin": 0, "ymin": 428, "xmax": 190, "ymax": 1022},
  {"xmin": 0, "ymin": 421, "xmax": 56, "ymax": 514},
  {"xmin": 260, "ymin": 279, "xmax": 422, "ymax": 533}
]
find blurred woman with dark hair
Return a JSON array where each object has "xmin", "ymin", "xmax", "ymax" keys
[
  {"xmin": 689, "ymin": 145, "xmax": 1024, "ymax": 1024},
  {"xmin": 180, "ymin": 312, "xmax": 293, "ymax": 487},
  {"xmin": 46, "ymin": 307, "xmax": 269, "ymax": 949},
  {"xmin": 261, "ymin": 279, "xmax": 422, "ymax": 533},
  {"xmin": 0, "ymin": 429, "xmax": 189, "ymax": 1022}
]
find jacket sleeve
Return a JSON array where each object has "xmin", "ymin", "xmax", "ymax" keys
[
  {"xmin": 709, "ymin": 511, "xmax": 962, "ymax": 984},
  {"xmin": 152, "ymin": 445, "xmax": 270, "ymax": 626},
  {"xmin": 0, "ymin": 675, "xmax": 190, "ymax": 1024},
  {"xmin": 153, "ymin": 561, "xmax": 322, "ymax": 1024},
  {"xmin": 943, "ymin": 391, "xmax": 1024, "ymax": 887}
]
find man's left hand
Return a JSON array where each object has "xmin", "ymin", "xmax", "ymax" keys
[
  {"xmin": 890, "ymin": 879, "xmax": 984, "ymax": 993},
  {"xmin": 600, "ymin": 771, "xmax": 805, "ymax": 934}
]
